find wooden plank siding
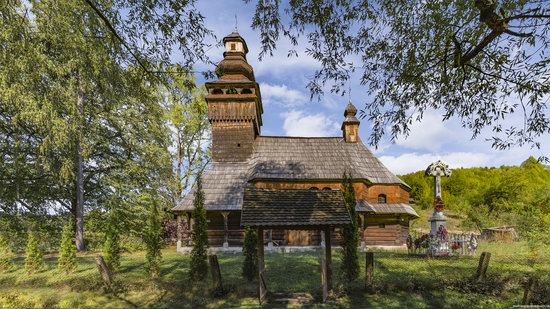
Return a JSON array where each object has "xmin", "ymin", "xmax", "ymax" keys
[{"xmin": 202, "ymin": 211, "xmax": 409, "ymax": 246}]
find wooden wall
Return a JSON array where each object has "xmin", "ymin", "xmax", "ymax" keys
[{"xmin": 201, "ymin": 211, "xmax": 409, "ymax": 247}]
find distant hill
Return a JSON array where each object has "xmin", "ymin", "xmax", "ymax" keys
[{"xmin": 399, "ymin": 156, "xmax": 550, "ymax": 232}]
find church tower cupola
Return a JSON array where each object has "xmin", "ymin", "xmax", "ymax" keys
[
  {"xmin": 342, "ymin": 102, "xmax": 360, "ymax": 143},
  {"xmin": 205, "ymin": 32, "xmax": 264, "ymax": 162}
]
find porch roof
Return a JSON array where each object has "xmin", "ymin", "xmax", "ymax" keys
[{"xmin": 241, "ymin": 188, "xmax": 351, "ymax": 228}]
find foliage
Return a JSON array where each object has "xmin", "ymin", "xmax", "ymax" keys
[
  {"xmin": 24, "ymin": 230, "xmax": 44, "ymax": 274},
  {"xmin": 242, "ymin": 227, "xmax": 258, "ymax": 282},
  {"xmin": 164, "ymin": 71, "xmax": 210, "ymax": 204},
  {"xmin": 190, "ymin": 175, "xmax": 209, "ymax": 281},
  {"xmin": 144, "ymin": 199, "xmax": 163, "ymax": 278},
  {"xmin": 0, "ymin": 236, "xmax": 14, "ymax": 272},
  {"xmin": 0, "ymin": 0, "xmax": 181, "ymax": 251},
  {"xmin": 249, "ymin": 0, "xmax": 550, "ymax": 151},
  {"xmin": 57, "ymin": 219, "xmax": 77, "ymax": 274},
  {"xmin": 103, "ymin": 211, "xmax": 121, "ymax": 271},
  {"xmin": 400, "ymin": 157, "xmax": 550, "ymax": 235},
  {"xmin": 340, "ymin": 172, "xmax": 359, "ymax": 282}
]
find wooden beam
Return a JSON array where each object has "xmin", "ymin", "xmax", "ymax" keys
[
  {"xmin": 325, "ymin": 226, "xmax": 332, "ymax": 291},
  {"xmin": 221, "ymin": 212, "xmax": 230, "ymax": 247},
  {"xmin": 257, "ymin": 227, "xmax": 267, "ymax": 304},
  {"xmin": 365, "ymin": 252, "xmax": 374, "ymax": 291}
]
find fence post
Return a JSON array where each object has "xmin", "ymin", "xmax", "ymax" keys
[
  {"xmin": 475, "ymin": 252, "xmax": 491, "ymax": 280},
  {"xmin": 365, "ymin": 252, "xmax": 374, "ymax": 291},
  {"xmin": 95, "ymin": 256, "xmax": 112, "ymax": 289},
  {"xmin": 209, "ymin": 254, "xmax": 224, "ymax": 294},
  {"xmin": 522, "ymin": 277, "xmax": 536, "ymax": 305}
]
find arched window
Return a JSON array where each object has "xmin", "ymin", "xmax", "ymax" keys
[
  {"xmin": 211, "ymin": 88, "xmax": 223, "ymax": 94},
  {"xmin": 322, "ymin": 187, "xmax": 332, "ymax": 190},
  {"xmin": 241, "ymin": 88, "xmax": 253, "ymax": 94},
  {"xmin": 309, "ymin": 187, "xmax": 319, "ymax": 190},
  {"xmin": 377, "ymin": 194, "xmax": 387, "ymax": 204}
]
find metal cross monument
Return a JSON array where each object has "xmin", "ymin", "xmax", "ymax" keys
[{"xmin": 425, "ymin": 160, "xmax": 452, "ymax": 235}]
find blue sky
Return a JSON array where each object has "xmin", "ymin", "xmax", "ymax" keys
[{"xmin": 192, "ymin": 0, "xmax": 549, "ymax": 175}]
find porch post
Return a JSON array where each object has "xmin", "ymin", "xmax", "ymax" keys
[
  {"xmin": 325, "ymin": 226, "xmax": 333, "ymax": 291},
  {"xmin": 187, "ymin": 212, "xmax": 193, "ymax": 246},
  {"xmin": 359, "ymin": 213, "xmax": 366, "ymax": 249},
  {"xmin": 221, "ymin": 211, "xmax": 230, "ymax": 248},
  {"xmin": 267, "ymin": 229, "xmax": 273, "ymax": 250},
  {"xmin": 257, "ymin": 227, "xmax": 267, "ymax": 304},
  {"xmin": 176, "ymin": 214, "xmax": 182, "ymax": 251}
]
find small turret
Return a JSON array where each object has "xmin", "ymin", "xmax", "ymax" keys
[{"xmin": 342, "ymin": 102, "xmax": 360, "ymax": 143}]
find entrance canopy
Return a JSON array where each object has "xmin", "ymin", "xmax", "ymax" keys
[
  {"xmin": 241, "ymin": 188, "xmax": 352, "ymax": 228},
  {"xmin": 241, "ymin": 187, "xmax": 351, "ymax": 304}
]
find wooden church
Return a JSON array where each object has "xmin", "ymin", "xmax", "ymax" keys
[{"xmin": 173, "ymin": 31, "xmax": 418, "ymax": 250}]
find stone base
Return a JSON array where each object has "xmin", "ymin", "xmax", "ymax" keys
[
  {"xmin": 428, "ymin": 211, "xmax": 447, "ymax": 235},
  {"xmin": 176, "ymin": 244, "xmax": 408, "ymax": 255}
]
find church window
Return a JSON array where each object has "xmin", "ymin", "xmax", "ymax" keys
[
  {"xmin": 322, "ymin": 187, "xmax": 331, "ymax": 190},
  {"xmin": 230, "ymin": 43, "xmax": 236, "ymax": 50},
  {"xmin": 212, "ymin": 88, "xmax": 223, "ymax": 94},
  {"xmin": 378, "ymin": 194, "xmax": 387, "ymax": 204},
  {"xmin": 237, "ymin": 143, "xmax": 241, "ymax": 147},
  {"xmin": 309, "ymin": 187, "xmax": 319, "ymax": 190},
  {"xmin": 241, "ymin": 88, "xmax": 253, "ymax": 94}
]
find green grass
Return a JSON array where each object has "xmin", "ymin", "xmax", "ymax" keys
[{"xmin": 1, "ymin": 242, "xmax": 548, "ymax": 308}]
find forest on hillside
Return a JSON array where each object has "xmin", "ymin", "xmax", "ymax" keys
[{"xmin": 400, "ymin": 157, "xmax": 550, "ymax": 241}]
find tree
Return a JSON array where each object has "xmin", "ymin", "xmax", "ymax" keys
[
  {"xmin": 164, "ymin": 71, "xmax": 210, "ymax": 204},
  {"xmin": 341, "ymin": 172, "xmax": 359, "ymax": 282},
  {"xmin": 58, "ymin": 219, "xmax": 77, "ymax": 274},
  {"xmin": 242, "ymin": 227, "xmax": 258, "ymax": 282},
  {"xmin": 103, "ymin": 210, "xmax": 121, "ymax": 271},
  {"xmin": 145, "ymin": 199, "xmax": 163, "ymax": 278},
  {"xmin": 0, "ymin": 236, "xmax": 14, "ymax": 272},
  {"xmin": 0, "ymin": 0, "xmax": 208, "ymax": 250},
  {"xmin": 190, "ymin": 175, "xmax": 208, "ymax": 281},
  {"xmin": 25, "ymin": 230, "xmax": 44, "ymax": 274},
  {"xmin": 249, "ymin": 0, "xmax": 550, "ymax": 152}
]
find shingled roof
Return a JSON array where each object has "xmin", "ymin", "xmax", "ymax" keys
[
  {"xmin": 174, "ymin": 136, "xmax": 411, "ymax": 212},
  {"xmin": 172, "ymin": 163, "xmax": 250, "ymax": 211},
  {"xmin": 356, "ymin": 200, "xmax": 419, "ymax": 217},
  {"xmin": 249, "ymin": 136, "xmax": 407, "ymax": 185},
  {"xmin": 241, "ymin": 188, "xmax": 351, "ymax": 227}
]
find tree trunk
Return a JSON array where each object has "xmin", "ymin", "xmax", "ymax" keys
[
  {"xmin": 75, "ymin": 77, "xmax": 85, "ymax": 252},
  {"xmin": 175, "ymin": 134, "xmax": 183, "ymax": 200}
]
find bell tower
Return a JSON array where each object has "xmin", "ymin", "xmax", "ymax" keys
[{"xmin": 205, "ymin": 32, "xmax": 263, "ymax": 162}]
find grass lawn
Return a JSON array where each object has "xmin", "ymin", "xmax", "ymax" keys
[{"xmin": 1, "ymin": 242, "xmax": 548, "ymax": 308}]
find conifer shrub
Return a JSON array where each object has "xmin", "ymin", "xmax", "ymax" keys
[
  {"xmin": 57, "ymin": 219, "xmax": 77, "ymax": 274},
  {"xmin": 242, "ymin": 226, "xmax": 258, "ymax": 281},
  {"xmin": 190, "ymin": 175, "xmax": 209, "ymax": 280},
  {"xmin": 0, "ymin": 236, "xmax": 14, "ymax": 272},
  {"xmin": 103, "ymin": 211, "xmax": 121, "ymax": 271},
  {"xmin": 24, "ymin": 230, "xmax": 45, "ymax": 274},
  {"xmin": 145, "ymin": 201, "xmax": 162, "ymax": 278},
  {"xmin": 341, "ymin": 172, "xmax": 360, "ymax": 282}
]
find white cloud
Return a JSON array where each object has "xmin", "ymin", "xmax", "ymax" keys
[
  {"xmin": 379, "ymin": 152, "xmax": 494, "ymax": 175},
  {"xmin": 260, "ymin": 83, "xmax": 308, "ymax": 107},
  {"xmin": 394, "ymin": 111, "xmax": 454, "ymax": 151},
  {"xmin": 281, "ymin": 110, "xmax": 340, "ymax": 137}
]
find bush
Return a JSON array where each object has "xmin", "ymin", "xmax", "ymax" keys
[
  {"xmin": 103, "ymin": 211, "xmax": 121, "ymax": 271},
  {"xmin": 145, "ymin": 201, "xmax": 162, "ymax": 278},
  {"xmin": 242, "ymin": 227, "xmax": 258, "ymax": 281},
  {"xmin": 0, "ymin": 236, "xmax": 14, "ymax": 272},
  {"xmin": 57, "ymin": 219, "xmax": 77, "ymax": 273},
  {"xmin": 190, "ymin": 175, "xmax": 208, "ymax": 281},
  {"xmin": 341, "ymin": 172, "xmax": 359, "ymax": 282},
  {"xmin": 24, "ymin": 230, "xmax": 45, "ymax": 274}
]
